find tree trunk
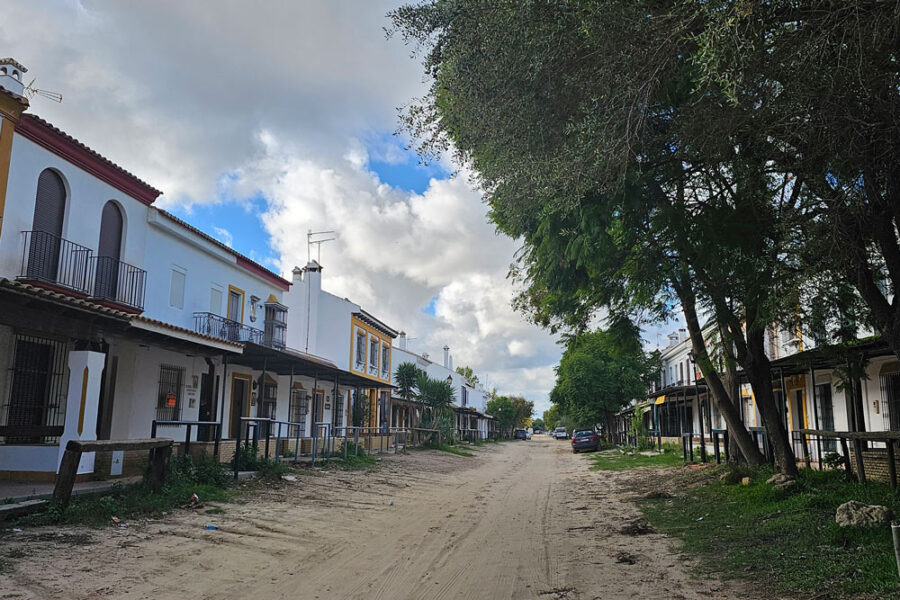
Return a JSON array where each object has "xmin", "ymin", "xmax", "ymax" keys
[
  {"xmin": 675, "ymin": 279, "xmax": 765, "ymax": 465},
  {"xmin": 744, "ymin": 328, "xmax": 799, "ymax": 477}
]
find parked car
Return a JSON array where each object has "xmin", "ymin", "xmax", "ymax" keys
[
  {"xmin": 553, "ymin": 426, "xmax": 568, "ymax": 440},
  {"xmin": 571, "ymin": 429, "xmax": 600, "ymax": 453},
  {"xmin": 514, "ymin": 428, "xmax": 528, "ymax": 440},
  {"xmin": 525, "ymin": 430, "xmax": 532, "ymax": 439}
]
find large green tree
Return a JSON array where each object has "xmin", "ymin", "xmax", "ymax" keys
[
  {"xmin": 389, "ymin": 0, "xmax": 793, "ymax": 470},
  {"xmin": 690, "ymin": 1, "xmax": 900, "ymax": 359},
  {"xmin": 551, "ymin": 322, "xmax": 658, "ymax": 433}
]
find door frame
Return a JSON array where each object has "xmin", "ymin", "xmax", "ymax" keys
[{"xmin": 229, "ymin": 373, "xmax": 252, "ymax": 438}]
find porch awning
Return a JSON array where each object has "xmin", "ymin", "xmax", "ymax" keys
[{"xmin": 232, "ymin": 342, "xmax": 388, "ymax": 388}]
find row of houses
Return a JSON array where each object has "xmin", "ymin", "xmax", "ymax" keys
[
  {"xmin": 619, "ymin": 318, "xmax": 900, "ymax": 476},
  {"xmin": 0, "ymin": 57, "xmax": 495, "ymax": 483}
]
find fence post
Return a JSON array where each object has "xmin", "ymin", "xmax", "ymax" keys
[
  {"xmin": 888, "ymin": 440, "xmax": 897, "ymax": 490},
  {"xmin": 53, "ymin": 445, "xmax": 82, "ymax": 508},
  {"xmin": 213, "ymin": 424, "xmax": 220, "ymax": 459},
  {"xmin": 184, "ymin": 424, "xmax": 192, "ymax": 457},
  {"xmin": 147, "ymin": 444, "xmax": 172, "ymax": 492},
  {"xmin": 852, "ymin": 437, "xmax": 867, "ymax": 484},
  {"xmin": 311, "ymin": 425, "xmax": 318, "ymax": 468},
  {"xmin": 800, "ymin": 431, "xmax": 811, "ymax": 469},
  {"xmin": 840, "ymin": 437, "xmax": 854, "ymax": 481}
]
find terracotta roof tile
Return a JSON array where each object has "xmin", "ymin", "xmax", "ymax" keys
[
  {"xmin": 131, "ymin": 315, "xmax": 244, "ymax": 350},
  {"xmin": 0, "ymin": 278, "xmax": 131, "ymax": 319}
]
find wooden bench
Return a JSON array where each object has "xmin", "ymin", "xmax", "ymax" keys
[{"xmin": 53, "ymin": 438, "xmax": 174, "ymax": 508}]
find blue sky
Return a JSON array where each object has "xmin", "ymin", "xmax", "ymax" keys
[{"xmin": 5, "ymin": 0, "xmax": 565, "ymax": 413}]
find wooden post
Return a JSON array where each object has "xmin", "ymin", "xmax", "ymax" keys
[
  {"xmin": 853, "ymin": 437, "xmax": 867, "ymax": 484},
  {"xmin": 52, "ymin": 446, "xmax": 82, "ymax": 508},
  {"xmin": 147, "ymin": 444, "xmax": 172, "ymax": 492},
  {"xmin": 840, "ymin": 437, "xmax": 854, "ymax": 481},
  {"xmin": 801, "ymin": 431, "xmax": 811, "ymax": 470},
  {"xmin": 887, "ymin": 440, "xmax": 897, "ymax": 490}
]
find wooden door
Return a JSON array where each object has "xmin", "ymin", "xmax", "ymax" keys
[{"xmin": 229, "ymin": 375, "xmax": 250, "ymax": 438}]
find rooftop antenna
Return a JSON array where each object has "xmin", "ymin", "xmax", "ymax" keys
[
  {"xmin": 307, "ymin": 229, "xmax": 335, "ymax": 263},
  {"xmin": 24, "ymin": 79, "xmax": 62, "ymax": 103}
]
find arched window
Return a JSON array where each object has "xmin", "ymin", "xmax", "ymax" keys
[
  {"xmin": 27, "ymin": 169, "xmax": 67, "ymax": 282},
  {"xmin": 94, "ymin": 201, "xmax": 124, "ymax": 300}
]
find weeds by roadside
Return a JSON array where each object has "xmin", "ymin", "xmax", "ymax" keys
[
  {"xmin": 232, "ymin": 445, "xmax": 290, "ymax": 479},
  {"xmin": 587, "ymin": 447, "xmax": 683, "ymax": 471},
  {"xmin": 16, "ymin": 454, "xmax": 231, "ymax": 528},
  {"xmin": 640, "ymin": 466, "xmax": 900, "ymax": 598},
  {"xmin": 330, "ymin": 442, "xmax": 377, "ymax": 470},
  {"xmin": 435, "ymin": 444, "xmax": 474, "ymax": 457}
]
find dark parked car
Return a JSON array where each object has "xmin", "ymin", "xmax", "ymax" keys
[
  {"xmin": 514, "ymin": 428, "xmax": 528, "ymax": 440},
  {"xmin": 571, "ymin": 429, "xmax": 600, "ymax": 453}
]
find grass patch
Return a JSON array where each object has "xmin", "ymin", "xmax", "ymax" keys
[
  {"xmin": 204, "ymin": 506, "xmax": 225, "ymax": 515},
  {"xmin": 436, "ymin": 444, "xmax": 474, "ymax": 457},
  {"xmin": 16, "ymin": 454, "xmax": 231, "ymax": 527},
  {"xmin": 335, "ymin": 443, "xmax": 379, "ymax": 470},
  {"xmin": 640, "ymin": 467, "xmax": 900, "ymax": 598},
  {"xmin": 587, "ymin": 448, "xmax": 683, "ymax": 471}
]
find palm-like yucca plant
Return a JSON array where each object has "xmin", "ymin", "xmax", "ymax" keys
[{"xmin": 394, "ymin": 362, "xmax": 422, "ymax": 403}]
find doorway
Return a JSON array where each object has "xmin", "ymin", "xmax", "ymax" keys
[
  {"xmin": 198, "ymin": 372, "xmax": 218, "ymax": 441},
  {"xmin": 229, "ymin": 374, "xmax": 251, "ymax": 438}
]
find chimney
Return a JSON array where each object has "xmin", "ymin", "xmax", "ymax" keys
[
  {"xmin": 398, "ymin": 331, "xmax": 407, "ymax": 350},
  {"xmin": 443, "ymin": 345, "xmax": 450, "ymax": 368},
  {"xmin": 303, "ymin": 260, "xmax": 322, "ymax": 353},
  {"xmin": 679, "ymin": 328, "xmax": 687, "ymax": 342},
  {"xmin": 449, "ymin": 354, "xmax": 453, "ymax": 371},
  {"xmin": 0, "ymin": 58, "xmax": 27, "ymax": 97}
]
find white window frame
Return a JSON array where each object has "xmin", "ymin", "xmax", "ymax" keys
[
  {"xmin": 381, "ymin": 343, "xmax": 390, "ymax": 379},
  {"xmin": 369, "ymin": 335, "xmax": 379, "ymax": 375},
  {"xmin": 169, "ymin": 267, "xmax": 186, "ymax": 309},
  {"xmin": 355, "ymin": 328, "xmax": 366, "ymax": 370}
]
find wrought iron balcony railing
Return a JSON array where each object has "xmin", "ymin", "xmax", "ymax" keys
[
  {"xmin": 88, "ymin": 255, "xmax": 147, "ymax": 311},
  {"xmin": 194, "ymin": 312, "xmax": 265, "ymax": 345},
  {"xmin": 18, "ymin": 230, "xmax": 92, "ymax": 294}
]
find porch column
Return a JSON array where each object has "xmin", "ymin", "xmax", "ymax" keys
[{"xmin": 57, "ymin": 351, "xmax": 105, "ymax": 474}]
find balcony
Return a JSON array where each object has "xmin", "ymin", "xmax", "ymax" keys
[
  {"xmin": 18, "ymin": 230, "xmax": 92, "ymax": 294},
  {"xmin": 194, "ymin": 311, "xmax": 289, "ymax": 350},
  {"xmin": 88, "ymin": 255, "xmax": 147, "ymax": 311},
  {"xmin": 194, "ymin": 312, "xmax": 264, "ymax": 345},
  {"xmin": 17, "ymin": 231, "xmax": 147, "ymax": 311}
]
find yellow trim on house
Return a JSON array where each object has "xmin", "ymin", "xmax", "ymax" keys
[
  {"xmin": 227, "ymin": 285, "xmax": 245, "ymax": 323},
  {"xmin": 0, "ymin": 109, "xmax": 25, "ymax": 243},
  {"xmin": 349, "ymin": 315, "xmax": 393, "ymax": 384}
]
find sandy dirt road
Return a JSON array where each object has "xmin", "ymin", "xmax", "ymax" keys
[{"xmin": 2, "ymin": 437, "xmax": 756, "ymax": 600}]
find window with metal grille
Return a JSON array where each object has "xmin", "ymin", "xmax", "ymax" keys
[
  {"xmin": 289, "ymin": 389, "xmax": 308, "ymax": 437},
  {"xmin": 261, "ymin": 383, "xmax": 277, "ymax": 419},
  {"xmin": 882, "ymin": 374, "xmax": 900, "ymax": 431},
  {"xmin": 156, "ymin": 365, "xmax": 184, "ymax": 421},
  {"xmin": 332, "ymin": 389, "xmax": 345, "ymax": 429},
  {"xmin": 817, "ymin": 383, "xmax": 837, "ymax": 452},
  {"xmin": 2, "ymin": 333, "xmax": 68, "ymax": 444}
]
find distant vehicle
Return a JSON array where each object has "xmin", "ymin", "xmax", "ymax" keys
[
  {"xmin": 553, "ymin": 427, "xmax": 568, "ymax": 440},
  {"xmin": 514, "ymin": 428, "xmax": 528, "ymax": 440},
  {"xmin": 525, "ymin": 430, "xmax": 532, "ymax": 439},
  {"xmin": 533, "ymin": 428, "xmax": 543, "ymax": 435},
  {"xmin": 571, "ymin": 429, "xmax": 600, "ymax": 453}
]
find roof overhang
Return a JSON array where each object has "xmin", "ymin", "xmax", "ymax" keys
[
  {"xmin": 129, "ymin": 318, "xmax": 243, "ymax": 354},
  {"xmin": 232, "ymin": 343, "xmax": 387, "ymax": 388}
]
